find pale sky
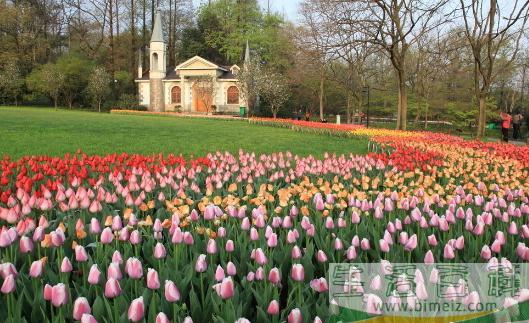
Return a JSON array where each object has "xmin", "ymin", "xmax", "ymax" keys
[{"xmin": 192, "ymin": 0, "xmax": 301, "ymax": 22}]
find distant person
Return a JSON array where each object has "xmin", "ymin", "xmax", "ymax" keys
[
  {"xmin": 305, "ymin": 112, "xmax": 311, "ymax": 121},
  {"xmin": 500, "ymin": 112, "xmax": 512, "ymax": 142},
  {"xmin": 512, "ymin": 112, "xmax": 523, "ymax": 140}
]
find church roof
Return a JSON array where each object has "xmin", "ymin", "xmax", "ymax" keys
[{"xmin": 151, "ymin": 10, "xmax": 164, "ymax": 43}]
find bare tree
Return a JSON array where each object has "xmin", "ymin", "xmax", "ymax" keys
[
  {"xmin": 321, "ymin": 0, "xmax": 451, "ymax": 130},
  {"xmin": 194, "ymin": 76, "xmax": 218, "ymax": 114},
  {"xmin": 299, "ymin": 0, "xmax": 337, "ymax": 121},
  {"xmin": 459, "ymin": 0, "xmax": 529, "ymax": 138}
]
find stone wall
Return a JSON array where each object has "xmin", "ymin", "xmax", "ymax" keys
[{"xmin": 149, "ymin": 78, "xmax": 165, "ymax": 112}]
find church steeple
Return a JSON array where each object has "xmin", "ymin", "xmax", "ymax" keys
[
  {"xmin": 149, "ymin": 8, "xmax": 166, "ymax": 112},
  {"xmin": 244, "ymin": 40, "xmax": 250, "ymax": 64},
  {"xmin": 151, "ymin": 10, "xmax": 164, "ymax": 43}
]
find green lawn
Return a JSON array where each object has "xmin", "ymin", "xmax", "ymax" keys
[{"xmin": 0, "ymin": 107, "xmax": 368, "ymax": 159}]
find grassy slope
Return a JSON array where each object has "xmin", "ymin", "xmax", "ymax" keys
[{"xmin": 0, "ymin": 107, "xmax": 368, "ymax": 159}]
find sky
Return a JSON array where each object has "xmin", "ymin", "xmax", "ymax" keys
[{"xmin": 192, "ymin": 0, "xmax": 301, "ymax": 22}]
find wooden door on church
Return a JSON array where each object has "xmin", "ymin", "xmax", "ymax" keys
[{"xmin": 193, "ymin": 86, "xmax": 211, "ymax": 113}]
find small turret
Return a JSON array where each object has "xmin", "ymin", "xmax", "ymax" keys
[{"xmin": 149, "ymin": 9, "xmax": 166, "ymax": 112}]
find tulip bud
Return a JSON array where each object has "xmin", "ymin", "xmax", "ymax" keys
[
  {"xmin": 267, "ymin": 300, "xmax": 280, "ymax": 315},
  {"xmin": 128, "ymin": 297, "xmax": 145, "ymax": 322},
  {"xmin": 104, "ymin": 278, "xmax": 122, "ymax": 298},
  {"xmin": 164, "ymin": 280, "xmax": 181, "ymax": 302},
  {"xmin": 291, "ymin": 264, "xmax": 304, "ymax": 282},
  {"xmin": 73, "ymin": 297, "xmax": 91, "ymax": 320},
  {"xmin": 147, "ymin": 268, "xmax": 160, "ymax": 289},
  {"xmin": 0, "ymin": 274, "xmax": 15, "ymax": 294}
]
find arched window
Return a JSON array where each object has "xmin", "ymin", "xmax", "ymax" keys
[
  {"xmin": 171, "ymin": 86, "xmax": 181, "ymax": 104},
  {"xmin": 227, "ymin": 86, "xmax": 239, "ymax": 104},
  {"xmin": 152, "ymin": 53, "xmax": 158, "ymax": 71}
]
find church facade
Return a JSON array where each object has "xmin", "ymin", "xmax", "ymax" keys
[{"xmin": 135, "ymin": 11, "xmax": 246, "ymax": 113}]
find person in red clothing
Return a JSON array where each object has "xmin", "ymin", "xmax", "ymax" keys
[{"xmin": 500, "ymin": 112, "xmax": 512, "ymax": 142}]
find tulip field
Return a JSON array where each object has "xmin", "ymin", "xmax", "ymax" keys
[{"xmin": 1, "ymin": 114, "xmax": 529, "ymax": 322}]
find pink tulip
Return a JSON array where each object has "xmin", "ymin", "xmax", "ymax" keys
[
  {"xmin": 226, "ymin": 262, "xmax": 237, "ymax": 276},
  {"xmin": 365, "ymin": 294, "xmax": 383, "ymax": 315},
  {"xmin": 90, "ymin": 218, "xmax": 101, "ymax": 234},
  {"xmin": 0, "ymin": 263, "xmax": 17, "ymax": 279},
  {"xmin": 225, "ymin": 240, "xmax": 235, "ymax": 252},
  {"xmin": 154, "ymin": 242, "xmax": 166, "ymax": 259},
  {"xmin": 1, "ymin": 274, "xmax": 15, "ymax": 294},
  {"xmin": 128, "ymin": 297, "xmax": 145, "ymax": 322},
  {"xmin": 88, "ymin": 264, "xmax": 101, "ymax": 285},
  {"xmin": 73, "ymin": 297, "xmax": 91, "ymax": 320},
  {"xmin": 255, "ymin": 267, "xmax": 265, "ymax": 281},
  {"xmin": 29, "ymin": 259, "xmax": 44, "ymax": 278},
  {"xmin": 267, "ymin": 300, "xmax": 280, "ymax": 315},
  {"xmin": 75, "ymin": 245, "xmax": 89, "ymax": 262},
  {"xmin": 147, "ymin": 268, "xmax": 160, "ymax": 289},
  {"xmin": 254, "ymin": 248, "xmax": 268, "ymax": 265},
  {"xmin": 81, "ymin": 314, "xmax": 98, "ymax": 323},
  {"xmin": 195, "ymin": 254, "xmax": 207, "ymax": 272},
  {"xmin": 360, "ymin": 238, "xmax": 370, "ymax": 250},
  {"xmin": 107, "ymin": 262, "xmax": 122, "ymax": 280},
  {"xmin": 491, "ymin": 240, "xmax": 502, "ymax": 253},
  {"xmin": 156, "ymin": 312, "xmax": 170, "ymax": 323},
  {"xmin": 213, "ymin": 277, "xmax": 234, "ymax": 299},
  {"xmin": 287, "ymin": 308, "xmax": 302, "ymax": 323},
  {"xmin": 19, "ymin": 236, "xmax": 33, "ymax": 253},
  {"xmin": 104, "ymin": 278, "xmax": 122, "ymax": 298},
  {"xmin": 100, "ymin": 228, "xmax": 114, "ymax": 244},
  {"xmin": 379, "ymin": 239, "xmax": 390, "ymax": 253},
  {"xmin": 346, "ymin": 246, "xmax": 357, "ymax": 260},
  {"xmin": 164, "ymin": 280, "xmax": 180, "ymax": 302},
  {"xmin": 291, "ymin": 264, "xmax": 304, "ymax": 282},
  {"xmin": 129, "ymin": 230, "xmax": 141, "ymax": 244},
  {"xmin": 206, "ymin": 239, "xmax": 218, "ymax": 254},
  {"xmin": 51, "ymin": 283, "xmax": 68, "ymax": 307},
  {"xmin": 404, "ymin": 234, "xmax": 417, "ymax": 251},
  {"xmin": 112, "ymin": 250, "xmax": 123, "ymax": 264},
  {"xmin": 424, "ymin": 250, "xmax": 435, "ymax": 264},
  {"xmin": 43, "ymin": 284, "xmax": 52, "ymax": 300},
  {"xmin": 370, "ymin": 275, "xmax": 381, "ymax": 290},
  {"xmin": 215, "ymin": 265, "xmax": 225, "ymax": 282},
  {"xmin": 291, "ymin": 246, "xmax": 302, "ymax": 259},
  {"xmin": 443, "ymin": 244, "xmax": 455, "ymax": 259},
  {"xmin": 268, "ymin": 267, "xmax": 281, "ymax": 285},
  {"xmin": 183, "ymin": 232, "xmax": 194, "ymax": 245},
  {"xmin": 60, "ymin": 257, "xmax": 73, "ymax": 273},
  {"xmin": 125, "ymin": 257, "xmax": 143, "ymax": 279},
  {"xmin": 316, "ymin": 250, "xmax": 327, "ymax": 263},
  {"xmin": 481, "ymin": 245, "xmax": 492, "ymax": 260},
  {"xmin": 309, "ymin": 277, "xmax": 328, "ymax": 293}
]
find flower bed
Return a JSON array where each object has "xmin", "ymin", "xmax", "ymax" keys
[
  {"xmin": 249, "ymin": 117, "xmax": 365, "ymax": 136},
  {"xmin": 1, "ymin": 130, "xmax": 529, "ymax": 321}
]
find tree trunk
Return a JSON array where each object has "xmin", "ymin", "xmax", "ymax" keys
[
  {"xmin": 346, "ymin": 92, "xmax": 352, "ymax": 124},
  {"xmin": 396, "ymin": 70, "xmax": 408, "ymax": 130},
  {"xmin": 98, "ymin": 100, "xmax": 102, "ymax": 113},
  {"xmin": 109, "ymin": 0, "xmax": 115, "ymax": 80},
  {"xmin": 424, "ymin": 103, "xmax": 428, "ymax": 130},
  {"xmin": 476, "ymin": 95, "xmax": 487, "ymax": 138},
  {"xmin": 54, "ymin": 96, "xmax": 58, "ymax": 110},
  {"xmin": 131, "ymin": 0, "xmax": 136, "ymax": 81},
  {"xmin": 319, "ymin": 65, "xmax": 324, "ymax": 121},
  {"xmin": 272, "ymin": 106, "xmax": 277, "ymax": 119}
]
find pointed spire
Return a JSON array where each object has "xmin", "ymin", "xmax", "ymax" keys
[
  {"xmin": 151, "ymin": 9, "xmax": 164, "ymax": 43},
  {"xmin": 244, "ymin": 40, "xmax": 250, "ymax": 64}
]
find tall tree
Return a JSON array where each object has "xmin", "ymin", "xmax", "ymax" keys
[
  {"xmin": 323, "ymin": 0, "xmax": 450, "ymax": 130},
  {"xmin": 459, "ymin": 0, "xmax": 529, "ymax": 138}
]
